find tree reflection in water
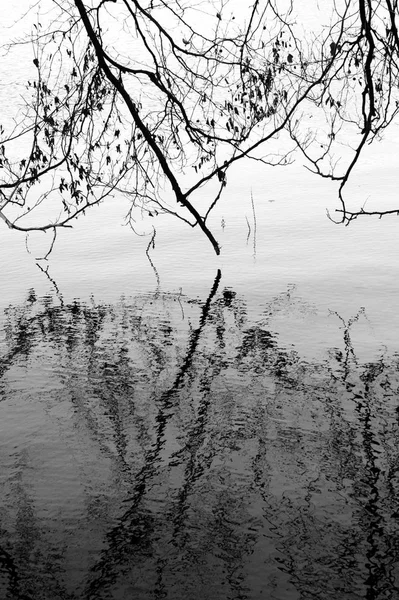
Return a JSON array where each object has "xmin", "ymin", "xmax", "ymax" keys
[{"xmin": 0, "ymin": 273, "xmax": 399, "ymax": 599}]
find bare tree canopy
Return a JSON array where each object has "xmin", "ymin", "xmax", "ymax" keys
[{"xmin": 1, "ymin": 0, "xmax": 399, "ymax": 254}]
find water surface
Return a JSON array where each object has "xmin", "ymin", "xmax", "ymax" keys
[
  {"xmin": 1, "ymin": 268, "xmax": 399, "ymax": 599},
  {"xmin": 2, "ymin": 3, "xmax": 399, "ymax": 597}
]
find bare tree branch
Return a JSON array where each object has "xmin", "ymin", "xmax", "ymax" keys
[{"xmin": 1, "ymin": 0, "xmax": 399, "ymax": 254}]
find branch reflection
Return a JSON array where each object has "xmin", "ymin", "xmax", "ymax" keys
[{"xmin": 0, "ymin": 282, "xmax": 399, "ymax": 599}]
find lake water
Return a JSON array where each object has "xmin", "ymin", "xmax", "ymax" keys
[{"xmin": 2, "ymin": 3, "xmax": 399, "ymax": 599}]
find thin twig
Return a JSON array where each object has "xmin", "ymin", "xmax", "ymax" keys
[
  {"xmin": 245, "ymin": 215, "xmax": 251, "ymax": 244},
  {"xmin": 146, "ymin": 226, "xmax": 160, "ymax": 287},
  {"xmin": 250, "ymin": 189, "xmax": 257, "ymax": 259},
  {"xmin": 35, "ymin": 262, "xmax": 64, "ymax": 306}
]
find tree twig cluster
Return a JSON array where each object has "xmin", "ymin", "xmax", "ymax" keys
[{"xmin": 1, "ymin": 0, "xmax": 398, "ymax": 253}]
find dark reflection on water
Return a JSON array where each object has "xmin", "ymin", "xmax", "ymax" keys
[{"xmin": 1, "ymin": 273, "xmax": 399, "ymax": 599}]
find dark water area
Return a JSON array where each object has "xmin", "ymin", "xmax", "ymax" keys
[{"xmin": 1, "ymin": 269, "xmax": 399, "ymax": 599}]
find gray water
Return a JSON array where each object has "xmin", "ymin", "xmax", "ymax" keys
[
  {"xmin": 2, "ymin": 2, "xmax": 399, "ymax": 599},
  {"xmin": 1, "ymin": 265, "xmax": 399, "ymax": 600},
  {"xmin": 1, "ymin": 132, "xmax": 399, "ymax": 600}
]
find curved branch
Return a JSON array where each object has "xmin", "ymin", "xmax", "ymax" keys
[{"xmin": 74, "ymin": 0, "xmax": 220, "ymax": 254}]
